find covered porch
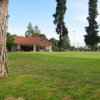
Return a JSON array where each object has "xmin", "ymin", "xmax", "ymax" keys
[
  {"xmin": 14, "ymin": 44, "xmax": 52, "ymax": 52},
  {"xmin": 13, "ymin": 36, "xmax": 52, "ymax": 52}
]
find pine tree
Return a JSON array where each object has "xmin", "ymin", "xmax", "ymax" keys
[
  {"xmin": 25, "ymin": 22, "xmax": 34, "ymax": 37},
  {"xmin": 53, "ymin": 0, "xmax": 68, "ymax": 51},
  {"xmin": 84, "ymin": 0, "xmax": 99, "ymax": 50},
  {"xmin": 34, "ymin": 25, "xmax": 41, "ymax": 34}
]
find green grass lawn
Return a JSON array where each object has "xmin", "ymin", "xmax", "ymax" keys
[{"xmin": 0, "ymin": 52, "xmax": 100, "ymax": 100}]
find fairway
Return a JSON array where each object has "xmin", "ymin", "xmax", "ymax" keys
[{"xmin": 0, "ymin": 52, "xmax": 100, "ymax": 100}]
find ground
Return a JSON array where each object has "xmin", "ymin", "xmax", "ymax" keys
[{"xmin": 0, "ymin": 52, "xmax": 100, "ymax": 100}]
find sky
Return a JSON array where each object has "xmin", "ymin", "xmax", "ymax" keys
[{"xmin": 8, "ymin": 0, "xmax": 100, "ymax": 47}]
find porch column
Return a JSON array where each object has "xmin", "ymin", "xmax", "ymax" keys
[
  {"xmin": 33, "ymin": 45, "xmax": 36, "ymax": 52},
  {"xmin": 49, "ymin": 45, "xmax": 52, "ymax": 52},
  {"xmin": 17, "ymin": 44, "xmax": 21, "ymax": 50},
  {"xmin": 46, "ymin": 45, "xmax": 52, "ymax": 52},
  {"xmin": 46, "ymin": 45, "xmax": 49, "ymax": 51}
]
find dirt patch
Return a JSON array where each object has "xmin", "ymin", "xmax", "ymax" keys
[
  {"xmin": 4, "ymin": 97, "xmax": 25, "ymax": 100},
  {"xmin": 92, "ymin": 94, "xmax": 100, "ymax": 98},
  {"xmin": 63, "ymin": 96, "xmax": 73, "ymax": 100}
]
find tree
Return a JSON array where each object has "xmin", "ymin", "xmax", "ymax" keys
[
  {"xmin": 7, "ymin": 33, "xmax": 16, "ymax": 51},
  {"xmin": 49, "ymin": 38, "xmax": 59, "ymax": 51},
  {"xmin": 32, "ymin": 25, "xmax": 47, "ymax": 39},
  {"xmin": 25, "ymin": 23, "xmax": 47, "ymax": 39},
  {"xmin": 33, "ymin": 25, "xmax": 41, "ymax": 34},
  {"xmin": 84, "ymin": 0, "xmax": 99, "ymax": 50},
  {"xmin": 25, "ymin": 22, "xmax": 34, "ymax": 37},
  {"xmin": 98, "ymin": 45, "xmax": 100, "ymax": 51},
  {"xmin": 39, "ymin": 34, "xmax": 47, "ymax": 40},
  {"xmin": 0, "ymin": 0, "xmax": 8, "ymax": 78},
  {"xmin": 61, "ymin": 36, "xmax": 70, "ymax": 51},
  {"xmin": 50, "ymin": 36, "xmax": 70, "ymax": 51},
  {"xmin": 53, "ymin": 0, "xmax": 68, "ymax": 51}
]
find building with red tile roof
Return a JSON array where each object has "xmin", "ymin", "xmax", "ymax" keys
[{"xmin": 12, "ymin": 36, "xmax": 52, "ymax": 52}]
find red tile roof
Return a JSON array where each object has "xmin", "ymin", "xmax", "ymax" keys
[
  {"xmin": 14, "ymin": 36, "xmax": 52, "ymax": 46},
  {"xmin": 0, "ymin": 0, "xmax": 8, "ymax": 2}
]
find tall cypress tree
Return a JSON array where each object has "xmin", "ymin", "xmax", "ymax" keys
[
  {"xmin": 84, "ymin": 0, "xmax": 99, "ymax": 50},
  {"xmin": 53, "ymin": 0, "xmax": 68, "ymax": 51}
]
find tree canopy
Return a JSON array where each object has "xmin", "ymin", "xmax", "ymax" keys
[
  {"xmin": 84, "ymin": 0, "xmax": 99, "ymax": 50},
  {"xmin": 7, "ymin": 33, "xmax": 16, "ymax": 51},
  {"xmin": 25, "ymin": 23, "xmax": 47, "ymax": 39},
  {"xmin": 25, "ymin": 22, "xmax": 34, "ymax": 37},
  {"xmin": 53, "ymin": 0, "xmax": 68, "ymax": 51}
]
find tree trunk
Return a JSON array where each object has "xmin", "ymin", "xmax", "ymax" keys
[
  {"xmin": 0, "ymin": 0, "xmax": 8, "ymax": 78},
  {"xmin": 59, "ymin": 34, "xmax": 62, "ymax": 51}
]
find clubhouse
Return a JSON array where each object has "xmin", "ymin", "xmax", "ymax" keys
[{"xmin": 11, "ymin": 36, "xmax": 52, "ymax": 52}]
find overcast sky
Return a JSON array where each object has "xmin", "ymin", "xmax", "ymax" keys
[{"xmin": 8, "ymin": 0, "xmax": 100, "ymax": 47}]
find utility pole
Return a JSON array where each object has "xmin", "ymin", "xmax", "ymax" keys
[
  {"xmin": 73, "ymin": 31, "xmax": 76, "ymax": 51},
  {"xmin": 77, "ymin": 42, "xmax": 79, "ymax": 51}
]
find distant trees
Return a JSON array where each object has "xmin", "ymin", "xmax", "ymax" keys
[
  {"xmin": 25, "ymin": 23, "xmax": 47, "ymax": 39},
  {"xmin": 53, "ymin": 0, "xmax": 69, "ymax": 51},
  {"xmin": 7, "ymin": 33, "xmax": 16, "ymax": 51},
  {"xmin": 49, "ymin": 38, "xmax": 59, "ymax": 51},
  {"xmin": 50, "ymin": 37, "xmax": 70, "ymax": 51},
  {"xmin": 33, "ymin": 25, "xmax": 41, "ymax": 34},
  {"xmin": 60, "ymin": 36, "xmax": 70, "ymax": 51},
  {"xmin": 84, "ymin": 0, "xmax": 99, "ymax": 50},
  {"xmin": 98, "ymin": 45, "xmax": 100, "ymax": 51},
  {"xmin": 25, "ymin": 22, "xmax": 34, "ymax": 37}
]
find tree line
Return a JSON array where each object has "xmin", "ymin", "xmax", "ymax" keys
[
  {"xmin": 7, "ymin": 0, "xmax": 100, "ymax": 52},
  {"xmin": 53, "ymin": 0, "xmax": 100, "ymax": 51},
  {"xmin": 7, "ymin": 22, "xmax": 70, "ymax": 52},
  {"xmin": 84, "ymin": 0, "xmax": 99, "ymax": 51}
]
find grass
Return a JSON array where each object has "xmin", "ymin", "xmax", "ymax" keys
[{"xmin": 0, "ymin": 52, "xmax": 100, "ymax": 100}]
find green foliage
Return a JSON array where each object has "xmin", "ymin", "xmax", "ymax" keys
[
  {"xmin": 25, "ymin": 22, "xmax": 34, "ymax": 37},
  {"xmin": 33, "ymin": 25, "xmax": 41, "ymax": 34},
  {"xmin": 60, "ymin": 36, "xmax": 70, "ymax": 51},
  {"xmin": 85, "ymin": 0, "xmax": 99, "ymax": 50},
  {"xmin": 7, "ymin": 33, "xmax": 16, "ymax": 51},
  {"xmin": 50, "ymin": 36, "xmax": 70, "ymax": 51},
  {"xmin": 49, "ymin": 38, "xmax": 59, "ymax": 51},
  {"xmin": 84, "ymin": 35, "xmax": 99, "ymax": 50},
  {"xmin": 25, "ymin": 23, "xmax": 34, "ymax": 37},
  {"xmin": 0, "ymin": 52, "xmax": 100, "ymax": 100},
  {"xmin": 99, "ymin": 36, "xmax": 100, "ymax": 42},
  {"xmin": 53, "ymin": 0, "xmax": 68, "ymax": 51},
  {"xmin": 39, "ymin": 34, "xmax": 47, "ymax": 40},
  {"xmin": 25, "ymin": 23, "xmax": 47, "ymax": 39},
  {"xmin": 98, "ymin": 45, "xmax": 100, "ymax": 51},
  {"xmin": 32, "ymin": 33, "xmax": 47, "ymax": 40}
]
